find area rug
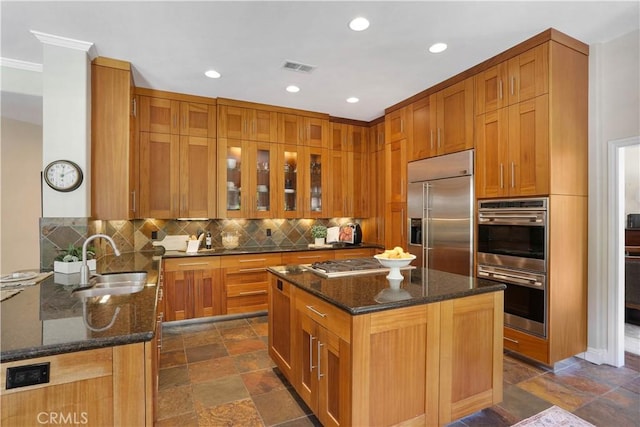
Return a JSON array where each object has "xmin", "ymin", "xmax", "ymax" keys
[{"xmin": 513, "ymin": 405, "xmax": 595, "ymax": 427}]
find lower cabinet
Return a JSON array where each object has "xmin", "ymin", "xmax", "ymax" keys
[
  {"xmin": 1, "ymin": 342, "xmax": 157, "ymax": 426},
  {"xmin": 221, "ymin": 253, "xmax": 282, "ymax": 314},
  {"xmin": 163, "ymin": 257, "xmax": 222, "ymax": 321},
  {"xmin": 268, "ymin": 273, "xmax": 503, "ymax": 426}
]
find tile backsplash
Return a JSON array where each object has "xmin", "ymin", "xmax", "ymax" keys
[{"xmin": 40, "ymin": 217, "xmax": 357, "ymax": 270}]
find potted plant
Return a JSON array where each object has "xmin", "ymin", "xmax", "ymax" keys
[
  {"xmin": 311, "ymin": 225, "xmax": 328, "ymax": 246},
  {"xmin": 54, "ymin": 244, "xmax": 97, "ymax": 274}
]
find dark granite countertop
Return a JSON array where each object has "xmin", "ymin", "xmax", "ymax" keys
[
  {"xmin": 0, "ymin": 252, "xmax": 161, "ymax": 363},
  {"xmin": 161, "ymin": 242, "xmax": 382, "ymax": 258},
  {"xmin": 268, "ymin": 265, "xmax": 506, "ymax": 315}
]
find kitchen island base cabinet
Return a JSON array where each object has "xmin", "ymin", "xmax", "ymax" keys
[
  {"xmin": 270, "ymin": 274, "xmax": 504, "ymax": 427},
  {"xmin": 1, "ymin": 342, "xmax": 157, "ymax": 426}
]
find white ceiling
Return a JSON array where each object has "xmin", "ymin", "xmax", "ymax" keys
[{"xmin": 2, "ymin": 1, "xmax": 639, "ymax": 123}]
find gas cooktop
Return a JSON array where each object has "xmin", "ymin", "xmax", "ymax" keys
[{"xmin": 305, "ymin": 258, "xmax": 415, "ymax": 278}]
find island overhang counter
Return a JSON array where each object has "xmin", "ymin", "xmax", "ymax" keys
[{"xmin": 267, "ymin": 265, "xmax": 506, "ymax": 427}]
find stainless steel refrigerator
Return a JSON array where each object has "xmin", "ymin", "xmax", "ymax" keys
[{"xmin": 407, "ymin": 150, "xmax": 474, "ymax": 276}]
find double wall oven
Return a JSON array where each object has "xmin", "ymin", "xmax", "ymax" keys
[{"xmin": 477, "ymin": 198, "xmax": 548, "ymax": 338}]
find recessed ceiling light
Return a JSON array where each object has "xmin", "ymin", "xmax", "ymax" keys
[
  {"xmin": 204, "ymin": 69, "xmax": 221, "ymax": 79},
  {"xmin": 429, "ymin": 43, "xmax": 448, "ymax": 54},
  {"xmin": 346, "ymin": 97, "xmax": 359, "ymax": 103},
  {"xmin": 286, "ymin": 85, "xmax": 300, "ymax": 93},
  {"xmin": 349, "ymin": 17, "xmax": 370, "ymax": 31}
]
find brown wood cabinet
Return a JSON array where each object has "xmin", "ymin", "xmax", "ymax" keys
[
  {"xmin": 475, "ymin": 43, "xmax": 549, "ymax": 115},
  {"xmin": 138, "ymin": 94, "xmax": 216, "ymax": 138},
  {"xmin": 1, "ymin": 342, "xmax": 158, "ymax": 426},
  {"xmin": 217, "ymin": 104, "xmax": 277, "ymax": 142},
  {"xmin": 91, "ymin": 57, "xmax": 138, "ymax": 220},
  {"xmin": 270, "ymin": 274, "xmax": 503, "ymax": 426},
  {"xmin": 163, "ymin": 257, "xmax": 222, "ymax": 321},
  {"xmin": 221, "ymin": 253, "xmax": 282, "ymax": 314},
  {"xmin": 281, "ymin": 250, "xmax": 335, "ymax": 264},
  {"xmin": 278, "ymin": 113, "xmax": 329, "ymax": 148},
  {"xmin": 139, "ymin": 133, "xmax": 216, "ymax": 218},
  {"xmin": 385, "ymin": 105, "xmax": 411, "ymax": 143},
  {"xmin": 328, "ymin": 149, "xmax": 352, "ymax": 217}
]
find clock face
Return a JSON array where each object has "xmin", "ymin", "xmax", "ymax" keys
[{"xmin": 44, "ymin": 160, "xmax": 83, "ymax": 192}]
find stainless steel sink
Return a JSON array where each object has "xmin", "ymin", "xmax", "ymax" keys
[{"xmin": 73, "ymin": 271, "xmax": 148, "ymax": 298}]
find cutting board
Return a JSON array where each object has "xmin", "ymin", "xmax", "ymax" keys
[{"xmin": 151, "ymin": 235, "xmax": 190, "ymax": 251}]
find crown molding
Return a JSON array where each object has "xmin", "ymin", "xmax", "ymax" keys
[
  {"xmin": 30, "ymin": 30, "xmax": 97, "ymax": 59},
  {"xmin": 0, "ymin": 57, "xmax": 43, "ymax": 72}
]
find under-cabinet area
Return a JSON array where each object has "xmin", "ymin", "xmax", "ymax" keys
[{"xmin": 268, "ymin": 267, "xmax": 505, "ymax": 426}]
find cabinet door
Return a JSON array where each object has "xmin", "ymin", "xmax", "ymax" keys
[
  {"xmin": 179, "ymin": 136, "xmax": 216, "ymax": 218},
  {"xmin": 269, "ymin": 276, "xmax": 294, "ymax": 381},
  {"xmin": 349, "ymin": 125, "xmax": 367, "ymax": 153},
  {"xmin": 305, "ymin": 117, "xmax": 329, "ymax": 148},
  {"xmin": 436, "ymin": 77, "xmax": 474, "ymax": 155},
  {"xmin": 328, "ymin": 150, "xmax": 351, "ymax": 217},
  {"xmin": 279, "ymin": 113, "xmax": 303, "ymax": 145},
  {"xmin": 139, "ymin": 132, "xmax": 180, "ymax": 218},
  {"xmin": 385, "ymin": 202, "xmax": 406, "ymax": 250},
  {"xmin": 474, "ymin": 64, "xmax": 508, "ymax": 116},
  {"xmin": 508, "ymin": 95, "xmax": 549, "ymax": 196},
  {"xmin": 385, "ymin": 139, "xmax": 407, "ymax": 203},
  {"xmin": 163, "ymin": 269, "xmax": 193, "ymax": 321},
  {"xmin": 218, "ymin": 105, "xmax": 247, "ymax": 139},
  {"xmin": 386, "ymin": 107, "xmax": 410, "ymax": 142},
  {"xmin": 304, "ymin": 147, "xmax": 329, "ymax": 218},
  {"xmin": 317, "ymin": 326, "xmax": 350, "ymax": 427},
  {"xmin": 250, "ymin": 109, "xmax": 278, "ymax": 142},
  {"xmin": 369, "ymin": 121, "xmax": 385, "ymax": 152},
  {"xmin": 475, "ymin": 109, "xmax": 509, "ymax": 199},
  {"xmin": 507, "ymin": 43, "xmax": 549, "ymax": 105},
  {"xmin": 179, "ymin": 102, "xmax": 216, "ymax": 137},
  {"xmin": 330, "ymin": 123, "xmax": 348, "ymax": 151},
  {"xmin": 278, "ymin": 144, "xmax": 304, "ymax": 218},
  {"xmin": 250, "ymin": 141, "xmax": 278, "ymax": 218},
  {"xmin": 409, "ymin": 96, "xmax": 437, "ymax": 160},
  {"xmin": 352, "ymin": 147, "xmax": 368, "ymax": 218},
  {"xmin": 194, "ymin": 268, "xmax": 223, "ymax": 318},
  {"xmin": 139, "ymin": 96, "xmax": 179, "ymax": 134},
  {"xmin": 374, "ymin": 149, "xmax": 385, "ymax": 244},
  {"xmin": 218, "ymin": 138, "xmax": 247, "ymax": 218},
  {"xmin": 297, "ymin": 312, "xmax": 319, "ymax": 411}
]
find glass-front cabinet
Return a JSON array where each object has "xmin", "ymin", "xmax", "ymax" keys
[
  {"xmin": 277, "ymin": 144, "xmax": 328, "ymax": 218},
  {"xmin": 218, "ymin": 138, "xmax": 276, "ymax": 218}
]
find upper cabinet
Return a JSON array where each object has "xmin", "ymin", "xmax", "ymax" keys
[
  {"xmin": 278, "ymin": 114, "xmax": 329, "ymax": 148},
  {"xmin": 218, "ymin": 104, "xmax": 278, "ymax": 142},
  {"xmin": 385, "ymin": 106, "xmax": 411, "ymax": 143},
  {"xmin": 138, "ymin": 94, "xmax": 216, "ymax": 137},
  {"xmin": 91, "ymin": 57, "xmax": 138, "ymax": 220},
  {"xmin": 475, "ymin": 44, "xmax": 549, "ymax": 115}
]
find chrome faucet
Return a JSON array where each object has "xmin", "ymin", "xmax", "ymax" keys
[{"xmin": 79, "ymin": 234, "xmax": 121, "ymax": 285}]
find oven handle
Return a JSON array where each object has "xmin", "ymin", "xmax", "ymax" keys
[
  {"xmin": 478, "ymin": 214, "xmax": 544, "ymax": 224},
  {"xmin": 478, "ymin": 267, "xmax": 545, "ymax": 289}
]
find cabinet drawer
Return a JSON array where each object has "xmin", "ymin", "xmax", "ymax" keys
[
  {"xmin": 296, "ymin": 290, "xmax": 351, "ymax": 342},
  {"xmin": 221, "ymin": 253, "xmax": 282, "ymax": 272},
  {"xmin": 334, "ymin": 248, "xmax": 375, "ymax": 259},
  {"xmin": 164, "ymin": 256, "xmax": 220, "ymax": 271},
  {"xmin": 503, "ymin": 326, "xmax": 549, "ymax": 364},
  {"xmin": 226, "ymin": 282, "xmax": 268, "ymax": 314},
  {"xmin": 281, "ymin": 250, "xmax": 334, "ymax": 264}
]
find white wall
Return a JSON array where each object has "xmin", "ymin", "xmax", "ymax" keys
[
  {"xmin": 587, "ymin": 29, "xmax": 640, "ymax": 365},
  {"xmin": 624, "ymin": 145, "xmax": 640, "ymax": 216},
  {"xmin": 0, "ymin": 117, "xmax": 42, "ymax": 272}
]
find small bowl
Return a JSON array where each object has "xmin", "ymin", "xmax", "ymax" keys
[{"xmin": 227, "ymin": 158, "xmax": 237, "ymax": 169}]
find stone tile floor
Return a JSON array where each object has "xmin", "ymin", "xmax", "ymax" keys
[{"xmin": 157, "ymin": 315, "xmax": 640, "ymax": 426}]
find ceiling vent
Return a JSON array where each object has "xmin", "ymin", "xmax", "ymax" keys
[{"xmin": 282, "ymin": 60, "xmax": 316, "ymax": 74}]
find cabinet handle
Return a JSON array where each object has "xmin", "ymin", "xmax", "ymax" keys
[
  {"xmin": 437, "ymin": 128, "xmax": 441, "ymax": 148},
  {"xmin": 131, "ymin": 191, "xmax": 136, "ymax": 213},
  {"xmin": 238, "ymin": 267, "xmax": 267, "ymax": 273},
  {"xmin": 510, "ymin": 76, "xmax": 515, "ymax": 96},
  {"xmin": 239, "ymin": 290, "xmax": 267, "ymax": 296},
  {"xmin": 309, "ymin": 335, "xmax": 316, "ymax": 372},
  {"xmin": 511, "ymin": 162, "xmax": 515, "ymax": 188},
  {"xmin": 131, "ymin": 98, "xmax": 137, "ymax": 117},
  {"xmin": 504, "ymin": 336, "xmax": 519, "ymax": 344},
  {"xmin": 430, "ymin": 130, "xmax": 434, "ymax": 150},
  {"xmin": 498, "ymin": 79, "xmax": 503, "ymax": 100},
  {"xmin": 306, "ymin": 305, "xmax": 327, "ymax": 318},
  {"xmin": 177, "ymin": 262, "xmax": 210, "ymax": 267},
  {"xmin": 400, "ymin": 119, "xmax": 404, "ymax": 134},
  {"xmin": 296, "ymin": 255, "xmax": 322, "ymax": 259},
  {"xmin": 317, "ymin": 341, "xmax": 324, "ymax": 380},
  {"xmin": 499, "ymin": 163, "xmax": 504, "ymax": 189},
  {"xmin": 239, "ymin": 258, "xmax": 267, "ymax": 263}
]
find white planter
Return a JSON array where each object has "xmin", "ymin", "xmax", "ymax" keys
[
  {"xmin": 54, "ymin": 259, "xmax": 96, "ymax": 274},
  {"xmin": 314, "ymin": 237, "xmax": 326, "ymax": 246}
]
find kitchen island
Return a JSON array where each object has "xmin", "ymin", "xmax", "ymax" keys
[
  {"xmin": 0, "ymin": 253, "xmax": 161, "ymax": 427},
  {"xmin": 267, "ymin": 265, "xmax": 506, "ymax": 427}
]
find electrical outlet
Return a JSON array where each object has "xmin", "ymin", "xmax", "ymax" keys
[
  {"xmin": 266, "ymin": 229, "xmax": 272, "ymax": 237},
  {"xmin": 151, "ymin": 231, "xmax": 158, "ymax": 240}
]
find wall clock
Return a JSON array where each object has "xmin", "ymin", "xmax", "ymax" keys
[{"xmin": 43, "ymin": 160, "xmax": 84, "ymax": 192}]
